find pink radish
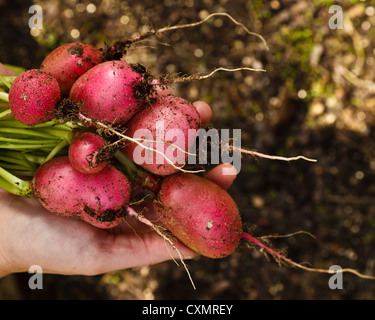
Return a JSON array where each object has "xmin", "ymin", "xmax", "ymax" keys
[
  {"xmin": 32, "ymin": 156, "xmax": 131, "ymax": 228},
  {"xmin": 40, "ymin": 42, "xmax": 103, "ymax": 95},
  {"xmin": 123, "ymin": 95, "xmax": 201, "ymax": 176},
  {"xmin": 154, "ymin": 173, "xmax": 242, "ymax": 258},
  {"xmin": 68, "ymin": 132, "xmax": 108, "ymax": 174},
  {"xmin": 69, "ymin": 60, "xmax": 150, "ymax": 125},
  {"xmin": 9, "ymin": 69, "xmax": 60, "ymax": 126}
]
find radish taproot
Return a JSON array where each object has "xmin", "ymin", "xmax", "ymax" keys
[
  {"xmin": 40, "ymin": 42, "xmax": 103, "ymax": 96},
  {"xmin": 8, "ymin": 69, "xmax": 60, "ymax": 126},
  {"xmin": 32, "ymin": 156, "xmax": 131, "ymax": 228},
  {"xmin": 68, "ymin": 132, "xmax": 108, "ymax": 174},
  {"xmin": 123, "ymin": 95, "xmax": 201, "ymax": 176},
  {"xmin": 69, "ymin": 60, "xmax": 152, "ymax": 125}
]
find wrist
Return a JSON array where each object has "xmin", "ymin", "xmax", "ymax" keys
[{"xmin": 0, "ymin": 193, "xmax": 21, "ymax": 278}]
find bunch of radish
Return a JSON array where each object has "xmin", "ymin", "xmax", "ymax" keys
[
  {"xmin": 1, "ymin": 39, "xmax": 242, "ymax": 243},
  {"xmin": 1, "ymin": 14, "xmax": 372, "ymax": 285}
]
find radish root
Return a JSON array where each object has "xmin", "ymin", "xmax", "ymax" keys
[
  {"xmin": 242, "ymin": 232, "xmax": 375, "ymax": 280},
  {"xmin": 125, "ymin": 206, "xmax": 196, "ymax": 289},
  {"xmin": 227, "ymin": 144, "xmax": 317, "ymax": 163},
  {"xmin": 260, "ymin": 230, "xmax": 317, "ymax": 240},
  {"xmin": 154, "ymin": 67, "xmax": 266, "ymax": 85},
  {"xmin": 151, "ymin": 12, "xmax": 269, "ymax": 51}
]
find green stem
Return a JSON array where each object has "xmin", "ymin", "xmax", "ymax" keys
[
  {"xmin": 3, "ymin": 170, "xmax": 35, "ymax": 177},
  {"xmin": 1, "ymin": 150, "xmax": 45, "ymax": 165},
  {"xmin": 0, "ymin": 167, "xmax": 32, "ymax": 196},
  {"xmin": 0, "ymin": 155, "xmax": 30, "ymax": 167},
  {"xmin": 24, "ymin": 153, "xmax": 48, "ymax": 165},
  {"xmin": 114, "ymin": 150, "xmax": 161, "ymax": 194},
  {"xmin": 0, "ymin": 176, "xmax": 27, "ymax": 196},
  {"xmin": 0, "ymin": 118, "xmax": 74, "ymax": 129},
  {"xmin": 0, "ymin": 76, "xmax": 16, "ymax": 84},
  {"xmin": 0, "ymin": 151, "xmax": 37, "ymax": 172},
  {"xmin": 0, "ymin": 162, "xmax": 30, "ymax": 170},
  {"xmin": 0, "ymin": 137, "xmax": 60, "ymax": 144},
  {"xmin": 0, "ymin": 109, "xmax": 11, "ymax": 119},
  {"xmin": 34, "ymin": 119, "xmax": 76, "ymax": 129},
  {"xmin": 24, "ymin": 154, "xmax": 46, "ymax": 165},
  {"xmin": 0, "ymin": 143, "xmax": 60, "ymax": 150},
  {"xmin": 0, "ymin": 127, "xmax": 60, "ymax": 139},
  {"xmin": 19, "ymin": 152, "xmax": 37, "ymax": 171},
  {"xmin": 42, "ymin": 139, "xmax": 69, "ymax": 164},
  {"xmin": 0, "ymin": 76, "xmax": 11, "ymax": 89},
  {"xmin": 0, "ymin": 91, "xmax": 9, "ymax": 103},
  {"xmin": 32, "ymin": 128, "xmax": 73, "ymax": 140},
  {"xmin": 114, "ymin": 150, "xmax": 138, "ymax": 181}
]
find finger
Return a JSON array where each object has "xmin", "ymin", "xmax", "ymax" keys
[
  {"xmin": 193, "ymin": 101, "xmax": 212, "ymax": 127},
  {"xmin": 204, "ymin": 163, "xmax": 237, "ymax": 190}
]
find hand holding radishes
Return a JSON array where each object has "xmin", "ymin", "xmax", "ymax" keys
[
  {"xmin": 0, "ymin": 98, "xmax": 214, "ymax": 278},
  {"xmin": 0, "ymin": 163, "xmax": 235, "ymax": 278}
]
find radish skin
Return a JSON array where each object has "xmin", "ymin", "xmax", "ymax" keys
[
  {"xmin": 123, "ymin": 95, "xmax": 201, "ymax": 176},
  {"xmin": 69, "ymin": 60, "xmax": 146, "ymax": 125},
  {"xmin": 40, "ymin": 42, "xmax": 103, "ymax": 95},
  {"xmin": 32, "ymin": 156, "xmax": 131, "ymax": 228},
  {"xmin": 69, "ymin": 132, "xmax": 107, "ymax": 174},
  {"xmin": 154, "ymin": 173, "xmax": 242, "ymax": 258},
  {"xmin": 9, "ymin": 69, "xmax": 60, "ymax": 126}
]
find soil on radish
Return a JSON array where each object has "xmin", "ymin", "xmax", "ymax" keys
[
  {"xmin": 54, "ymin": 97, "xmax": 79, "ymax": 120},
  {"xmin": 101, "ymin": 40, "xmax": 133, "ymax": 61},
  {"xmin": 67, "ymin": 44, "xmax": 84, "ymax": 57},
  {"xmin": 83, "ymin": 206, "xmax": 127, "ymax": 223},
  {"xmin": 129, "ymin": 63, "xmax": 158, "ymax": 104}
]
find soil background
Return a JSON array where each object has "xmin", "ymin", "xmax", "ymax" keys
[{"xmin": 1, "ymin": 0, "xmax": 375, "ymax": 300}]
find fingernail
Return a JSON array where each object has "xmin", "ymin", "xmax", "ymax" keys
[{"xmin": 221, "ymin": 164, "xmax": 238, "ymax": 176}]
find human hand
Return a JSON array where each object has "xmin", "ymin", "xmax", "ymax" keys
[{"xmin": 0, "ymin": 101, "xmax": 238, "ymax": 278}]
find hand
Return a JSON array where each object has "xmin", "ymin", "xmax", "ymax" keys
[{"xmin": 0, "ymin": 101, "xmax": 238, "ymax": 278}]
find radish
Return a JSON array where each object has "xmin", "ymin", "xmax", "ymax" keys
[
  {"xmin": 32, "ymin": 156, "xmax": 131, "ymax": 228},
  {"xmin": 40, "ymin": 42, "xmax": 103, "ymax": 95},
  {"xmin": 68, "ymin": 132, "xmax": 107, "ymax": 174},
  {"xmin": 8, "ymin": 69, "xmax": 61, "ymax": 126},
  {"xmin": 69, "ymin": 60, "xmax": 152, "ymax": 125},
  {"xmin": 154, "ymin": 172, "xmax": 242, "ymax": 258},
  {"xmin": 123, "ymin": 95, "xmax": 201, "ymax": 176}
]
